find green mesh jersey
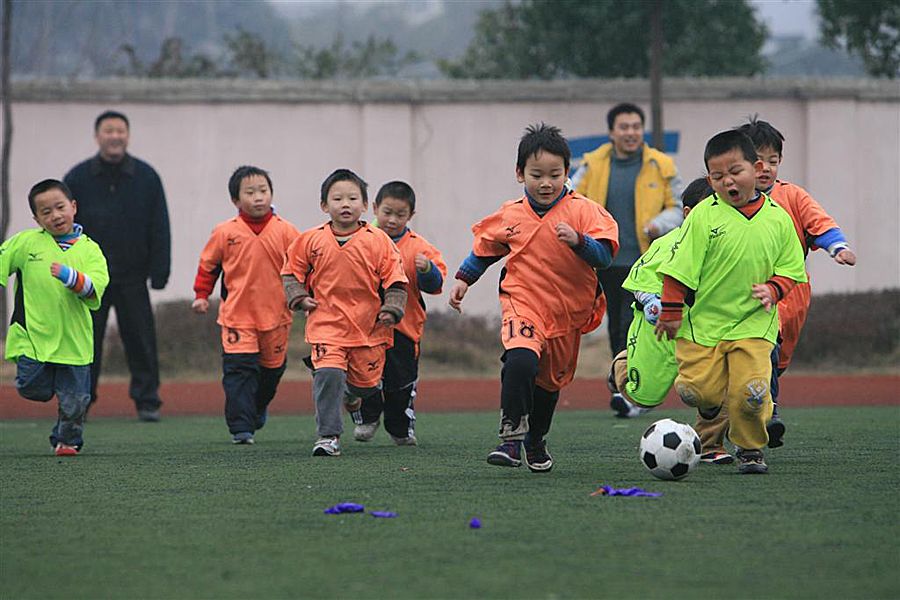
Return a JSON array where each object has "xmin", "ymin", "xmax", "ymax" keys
[
  {"xmin": 657, "ymin": 193, "xmax": 807, "ymax": 346},
  {"xmin": 0, "ymin": 228, "xmax": 109, "ymax": 365},
  {"xmin": 622, "ymin": 227, "xmax": 681, "ymax": 295}
]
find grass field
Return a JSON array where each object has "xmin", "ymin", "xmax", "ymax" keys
[{"xmin": 2, "ymin": 407, "xmax": 898, "ymax": 599}]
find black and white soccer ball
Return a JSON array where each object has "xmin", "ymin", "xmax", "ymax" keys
[{"xmin": 639, "ymin": 418, "xmax": 701, "ymax": 481}]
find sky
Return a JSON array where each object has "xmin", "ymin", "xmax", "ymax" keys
[{"xmin": 750, "ymin": 0, "xmax": 819, "ymax": 39}]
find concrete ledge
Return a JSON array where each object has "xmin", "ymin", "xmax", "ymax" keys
[{"xmin": 12, "ymin": 77, "xmax": 900, "ymax": 104}]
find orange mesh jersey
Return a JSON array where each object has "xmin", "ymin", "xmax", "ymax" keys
[
  {"xmin": 395, "ymin": 230, "xmax": 447, "ymax": 343},
  {"xmin": 769, "ymin": 180, "xmax": 838, "ymax": 254},
  {"xmin": 198, "ymin": 215, "xmax": 300, "ymax": 330},
  {"xmin": 282, "ymin": 222, "xmax": 408, "ymax": 347},
  {"xmin": 471, "ymin": 192, "xmax": 619, "ymax": 337}
]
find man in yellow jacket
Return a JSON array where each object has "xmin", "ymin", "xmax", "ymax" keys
[{"xmin": 572, "ymin": 102, "xmax": 683, "ymax": 418}]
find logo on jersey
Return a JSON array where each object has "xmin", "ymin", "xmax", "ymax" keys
[
  {"xmin": 709, "ymin": 226, "xmax": 725, "ymax": 240},
  {"xmin": 27, "ymin": 252, "xmax": 43, "ymax": 262},
  {"xmin": 310, "ymin": 247, "xmax": 322, "ymax": 260},
  {"xmin": 505, "ymin": 223, "xmax": 522, "ymax": 239},
  {"xmin": 227, "ymin": 237, "xmax": 241, "ymax": 246},
  {"xmin": 367, "ymin": 360, "xmax": 380, "ymax": 371}
]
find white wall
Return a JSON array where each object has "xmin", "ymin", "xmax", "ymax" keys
[{"xmin": 4, "ymin": 78, "xmax": 898, "ymax": 318}]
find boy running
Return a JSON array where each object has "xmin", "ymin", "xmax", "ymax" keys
[
  {"xmin": 450, "ymin": 123, "xmax": 619, "ymax": 472},
  {"xmin": 282, "ymin": 169, "xmax": 408, "ymax": 457},
  {"xmin": 655, "ymin": 130, "xmax": 807, "ymax": 474},
  {"xmin": 192, "ymin": 166, "xmax": 300, "ymax": 444},
  {"xmin": 1, "ymin": 180, "xmax": 109, "ymax": 455},
  {"xmin": 354, "ymin": 181, "xmax": 447, "ymax": 446}
]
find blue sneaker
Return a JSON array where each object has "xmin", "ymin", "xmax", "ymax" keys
[
  {"xmin": 523, "ymin": 438, "xmax": 553, "ymax": 473},
  {"xmin": 487, "ymin": 441, "xmax": 521, "ymax": 467},
  {"xmin": 232, "ymin": 432, "xmax": 255, "ymax": 445}
]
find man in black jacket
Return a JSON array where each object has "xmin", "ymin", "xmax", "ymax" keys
[{"xmin": 64, "ymin": 110, "xmax": 171, "ymax": 421}]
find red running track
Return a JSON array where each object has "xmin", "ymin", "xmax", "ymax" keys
[{"xmin": 0, "ymin": 375, "xmax": 896, "ymax": 419}]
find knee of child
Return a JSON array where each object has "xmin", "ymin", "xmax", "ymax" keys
[
  {"xmin": 674, "ymin": 381, "xmax": 703, "ymax": 408},
  {"xmin": 735, "ymin": 377, "xmax": 770, "ymax": 415},
  {"xmin": 17, "ymin": 386, "xmax": 54, "ymax": 403},
  {"xmin": 502, "ymin": 348, "xmax": 539, "ymax": 380}
]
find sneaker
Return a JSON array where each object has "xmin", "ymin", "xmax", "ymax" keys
[
  {"xmin": 312, "ymin": 436, "xmax": 341, "ymax": 457},
  {"xmin": 736, "ymin": 448, "xmax": 768, "ymax": 474},
  {"xmin": 137, "ymin": 408, "xmax": 161, "ymax": 422},
  {"xmin": 54, "ymin": 443, "xmax": 79, "ymax": 457},
  {"xmin": 766, "ymin": 418, "xmax": 786, "ymax": 448},
  {"xmin": 523, "ymin": 438, "xmax": 553, "ymax": 473},
  {"xmin": 610, "ymin": 393, "xmax": 650, "ymax": 419},
  {"xmin": 700, "ymin": 451, "xmax": 735, "ymax": 465},
  {"xmin": 354, "ymin": 421, "xmax": 380, "ymax": 442},
  {"xmin": 390, "ymin": 434, "xmax": 418, "ymax": 446},
  {"xmin": 486, "ymin": 441, "xmax": 522, "ymax": 467},
  {"xmin": 232, "ymin": 432, "xmax": 255, "ymax": 445}
]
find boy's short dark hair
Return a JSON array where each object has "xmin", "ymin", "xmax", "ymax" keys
[
  {"xmin": 703, "ymin": 130, "xmax": 758, "ymax": 169},
  {"xmin": 681, "ymin": 177, "xmax": 713, "ymax": 209},
  {"xmin": 94, "ymin": 110, "xmax": 129, "ymax": 132},
  {"xmin": 375, "ymin": 180, "xmax": 416, "ymax": 212},
  {"xmin": 606, "ymin": 102, "xmax": 645, "ymax": 130},
  {"xmin": 228, "ymin": 165, "xmax": 273, "ymax": 201},
  {"xmin": 517, "ymin": 123, "xmax": 571, "ymax": 172},
  {"xmin": 737, "ymin": 115, "xmax": 786, "ymax": 156},
  {"xmin": 320, "ymin": 168, "xmax": 368, "ymax": 205},
  {"xmin": 28, "ymin": 179, "xmax": 74, "ymax": 215}
]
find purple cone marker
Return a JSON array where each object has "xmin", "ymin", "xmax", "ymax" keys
[{"xmin": 469, "ymin": 517, "xmax": 482, "ymax": 529}]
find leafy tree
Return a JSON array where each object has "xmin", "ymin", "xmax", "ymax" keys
[
  {"xmin": 817, "ymin": 0, "xmax": 900, "ymax": 78},
  {"xmin": 439, "ymin": 0, "xmax": 767, "ymax": 79},
  {"xmin": 118, "ymin": 37, "xmax": 218, "ymax": 78},
  {"xmin": 222, "ymin": 27, "xmax": 278, "ymax": 78},
  {"xmin": 292, "ymin": 35, "xmax": 419, "ymax": 79}
]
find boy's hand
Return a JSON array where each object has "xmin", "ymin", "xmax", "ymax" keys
[
  {"xmin": 655, "ymin": 319, "xmax": 680, "ymax": 341},
  {"xmin": 50, "ymin": 262, "xmax": 63, "ymax": 278},
  {"xmin": 414, "ymin": 253, "xmax": 430, "ymax": 273},
  {"xmin": 191, "ymin": 298, "xmax": 209, "ymax": 314},
  {"xmin": 555, "ymin": 222, "xmax": 579, "ymax": 247},
  {"xmin": 644, "ymin": 222, "xmax": 661, "ymax": 240},
  {"xmin": 449, "ymin": 281, "xmax": 468, "ymax": 313},
  {"xmin": 643, "ymin": 296, "xmax": 662, "ymax": 325},
  {"xmin": 297, "ymin": 297, "xmax": 318, "ymax": 313},
  {"xmin": 834, "ymin": 248, "xmax": 856, "ymax": 266},
  {"xmin": 751, "ymin": 283, "xmax": 776, "ymax": 312},
  {"xmin": 377, "ymin": 310, "xmax": 398, "ymax": 327}
]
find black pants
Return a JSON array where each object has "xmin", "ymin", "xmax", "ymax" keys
[
  {"xmin": 499, "ymin": 348, "xmax": 559, "ymax": 443},
  {"xmin": 598, "ymin": 266, "xmax": 633, "ymax": 357},
  {"xmin": 360, "ymin": 332, "xmax": 417, "ymax": 439},
  {"xmin": 222, "ymin": 353, "xmax": 286, "ymax": 434},
  {"xmin": 90, "ymin": 281, "xmax": 161, "ymax": 411}
]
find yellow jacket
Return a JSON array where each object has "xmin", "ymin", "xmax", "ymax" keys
[{"xmin": 575, "ymin": 143, "xmax": 681, "ymax": 253}]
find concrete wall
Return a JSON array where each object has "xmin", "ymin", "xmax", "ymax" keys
[{"xmin": 4, "ymin": 78, "xmax": 898, "ymax": 317}]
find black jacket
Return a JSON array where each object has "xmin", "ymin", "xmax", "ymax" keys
[{"xmin": 64, "ymin": 154, "xmax": 171, "ymax": 288}]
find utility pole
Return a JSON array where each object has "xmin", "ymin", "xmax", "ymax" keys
[
  {"xmin": 649, "ymin": 0, "xmax": 664, "ymax": 150},
  {"xmin": 1, "ymin": 0, "xmax": 12, "ymax": 339}
]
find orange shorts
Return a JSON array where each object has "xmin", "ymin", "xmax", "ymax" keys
[
  {"xmin": 777, "ymin": 281, "xmax": 811, "ymax": 370},
  {"xmin": 501, "ymin": 316, "xmax": 581, "ymax": 392},
  {"xmin": 310, "ymin": 343, "xmax": 388, "ymax": 388},
  {"xmin": 221, "ymin": 324, "xmax": 290, "ymax": 368}
]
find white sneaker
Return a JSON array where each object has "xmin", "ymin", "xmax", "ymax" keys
[
  {"xmin": 610, "ymin": 393, "xmax": 651, "ymax": 419},
  {"xmin": 354, "ymin": 420, "xmax": 380, "ymax": 442},
  {"xmin": 390, "ymin": 434, "xmax": 418, "ymax": 446},
  {"xmin": 312, "ymin": 436, "xmax": 341, "ymax": 456}
]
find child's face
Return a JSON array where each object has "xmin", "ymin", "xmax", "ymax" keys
[
  {"xmin": 33, "ymin": 189, "xmax": 77, "ymax": 236},
  {"xmin": 516, "ymin": 150, "xmax": 567, "ymax": 206},
  {"xmin": 756, "ymin": 145, "xmax": 782, "ymax": 190},
  {"xmin": 323, "ymin": 180, "xmax": 367, "ymax": 232},
  {"xmin": 706, "ymin": 149, "xmax": 763, "ymax": 208},
  {"xmin": 234, "ymin": 174, "xmax": 272, "ymax": 218},
  {"xmin": 374, "ymin": 196, "xmax": 413, "ymax": 238}
]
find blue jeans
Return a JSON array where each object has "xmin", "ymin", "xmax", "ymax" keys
[{"xmin": 16, "ymin": 357, "xmax": 91, "ymax": 449}]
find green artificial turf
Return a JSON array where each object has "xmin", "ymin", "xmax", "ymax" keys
[{"xmin": 1, "ymin": 407, "xmax": 898, "ymax": 599}]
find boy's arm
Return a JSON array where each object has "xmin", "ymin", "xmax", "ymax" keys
[
  {"xmin": 378, "ymin": 282, "xmax": 408, "ymax": 325},
  {"xmin": 415, "ymin": 242, "xmax": 448, "ymax": 295},
  {"xmin": 192, "ymin": 231, "xmax": 224, "ymax": 313},
  {"xmin": 69, "ymin": 244, "xmax": 110, "ymax": 310},
  {"xmin": 0, "ymin": 234, "xmax": 22, "ymax": 286}
]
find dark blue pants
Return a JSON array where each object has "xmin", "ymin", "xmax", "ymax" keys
[
  {"xmin": 222, "ymin": 353, "xmax": 286, "ymax": 435},
  {"xmin": 598, "ymin": 266, "xmax": 632, "ymax": 357},
  {"xmin": 91, "ymin": 281, "xmax": 161, "ymax": 411},
  {"xmin": 16, "ymin": 357, "xmax": 91, "ymax": 449},
  {"xmin": 360, "ymin": 332, "xmax": 418, "ymax": 439}
]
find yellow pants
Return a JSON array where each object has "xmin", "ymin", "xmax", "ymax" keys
[
  {"xmin": 694, "ymin": 404, "xmax": 730, "ymax": 454},
  {"xmin": 674, "ymin": 338, "xmax": 774, "ymax": 450}
]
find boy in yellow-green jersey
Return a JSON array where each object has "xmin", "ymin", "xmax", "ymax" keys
[
  {"xmin": 1, "ymin": 180, "xmax": 109, "ymax": 456},
  {"xmin": 655, "ymin": 131, "xmax": 806, "ymax": 474}
]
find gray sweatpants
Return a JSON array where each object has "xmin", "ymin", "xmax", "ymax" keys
[{"xmin": 312, "ymin": 368, "xmax": 380, "ymax": 437}]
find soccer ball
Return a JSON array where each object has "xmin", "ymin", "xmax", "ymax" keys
[{"xmin": 639, "ymin": 418, "xmax": 701, "ymax": 481}]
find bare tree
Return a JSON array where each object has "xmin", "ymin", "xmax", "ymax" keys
[{"xmin": 1, "ymin": 0, "xmax": 12, "ymax": 337}]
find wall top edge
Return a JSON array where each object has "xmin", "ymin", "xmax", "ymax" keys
[{"xmin": 10, "ymin": 77, "xmax": 900, "ymax": 104}]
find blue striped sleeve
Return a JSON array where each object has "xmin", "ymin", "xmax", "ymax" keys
[
  {"xmin": 455, "ymin": 252, "xmax": 502, "ymax": 285},
  {"xmin": 573, "ymin": 235, "xmax": 613, "ymax": 269},
  {"xmin": 417, "ymin": 261, "xmax": 444, "ymax": 293}
]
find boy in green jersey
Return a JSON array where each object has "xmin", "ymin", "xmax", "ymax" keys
[
  {"xmin": 608, "ymin": 178, "xmax": 712, "ymax": 416},
  {"xmin": 0, "ymin": 180, "xmax": 109, "ymax": 456},
  {"xmin": 655, "ymin": 131, "xmax": 806, "ymax": 474}
]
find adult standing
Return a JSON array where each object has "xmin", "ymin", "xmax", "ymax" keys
[
  {"xmin": 572, "ymin": 103, "xmax": 682, "ymax": 417},
  {"xmin": 64, "ymin": 110, "xmax": 171, "ymax": 422}
]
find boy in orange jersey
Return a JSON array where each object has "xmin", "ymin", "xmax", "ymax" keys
[
  {"xmin": 450, "ymin": 123, "xmax": 619, "ymax": 472},
  {"xmin": 282, "ymin": 169, "xmax": 408, "ymax": 457},
  {"xmin": 353, "ymin": 180, "xmax": 447, "ymax": 446},
  {"xmin": 192, "ymin": 166, "xmax": 300, "ymax": 444},
  {"xmin": 694, "ymin": 117, "xmax": 857, "ymax": 454}
]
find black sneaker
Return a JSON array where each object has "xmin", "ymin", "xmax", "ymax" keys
[
  {"xmin": 736, "ymin": 448, "xmax": 768, "ymax": 474},
  {"xmin": 700, "ymin": 451, "xmax": 734, "ymax": 465},
  {"xmin": 487, "ymin": 441, "xmax": 522, "ymax": 467},
  {"xmin": 610, "ymin": 393, "xmax": 650, "ymax": 419},
  {"xmin": 766, "ymin": 418, "xmax": 786, "ymax": 448},
  {"xmin": 523, "ymin": 439, "xmax": 553, "ymax": 473}
]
